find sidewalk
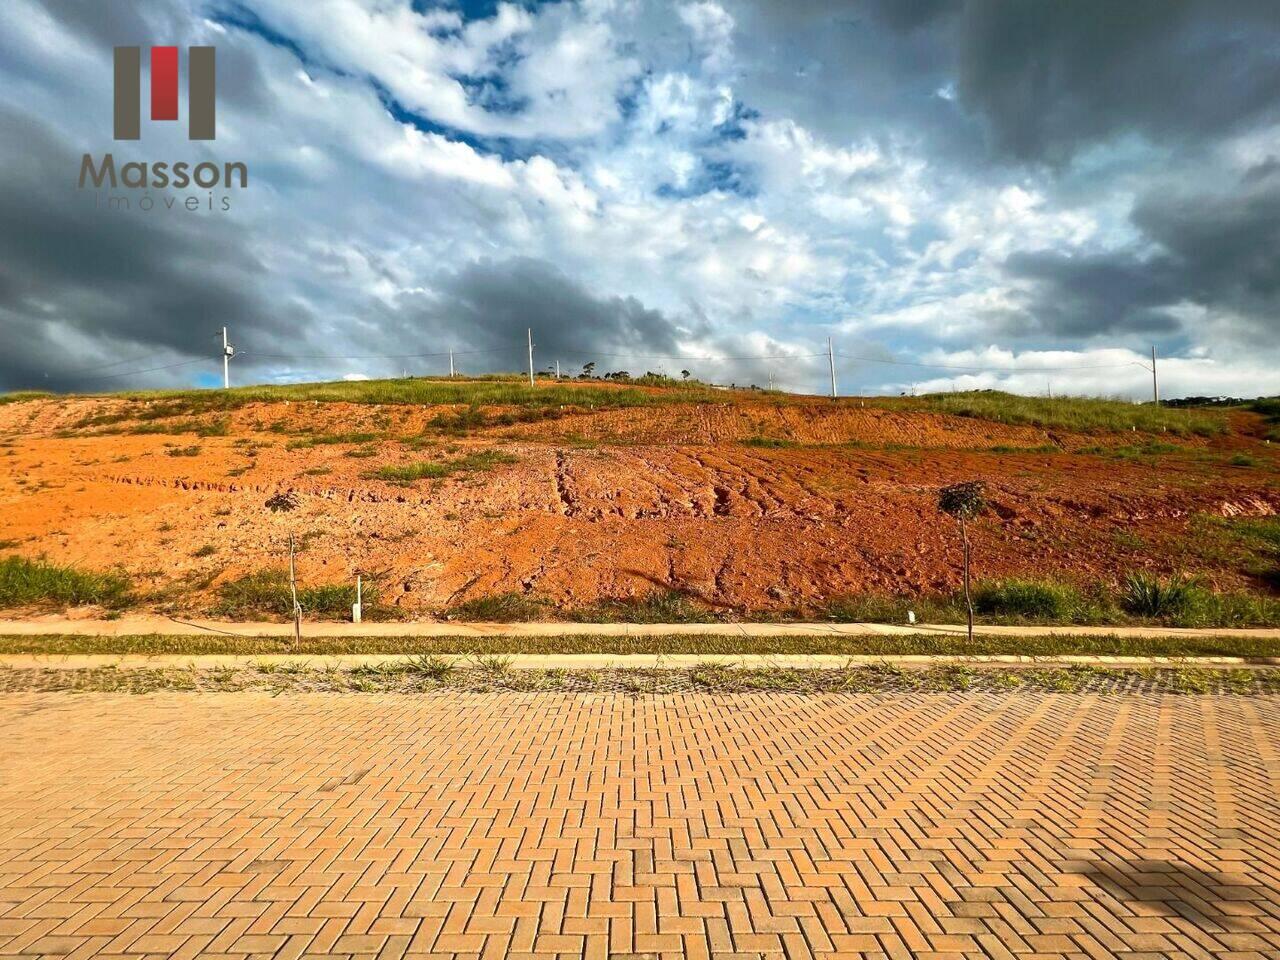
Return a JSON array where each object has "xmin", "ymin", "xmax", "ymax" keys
[{"xmin": 2, "ymin": 615, "xmax": 1279, "ymax": 638}]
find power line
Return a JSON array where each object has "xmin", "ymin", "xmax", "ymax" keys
[
  {"xmin": 555, "ymin": 349, "xmax": 829, "ymax": 362},
  {"xmin": 237, "ymin": 347, "xmax": 508, "ymax": 361},
  {"xmin": 77, "ymin": 358, "xmax": 208, "ymax": 383},
  {"xmin": 834, "ymin": 351, "xmax": 1148, "ymax": 373}
]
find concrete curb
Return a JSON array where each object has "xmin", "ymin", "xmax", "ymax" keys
[
  {"xmin": 1, "ymin": 617, "xmax": 1279, "ymax": 639},
  {"xmin": 3, "ymin": 653, "xmax": 1278, "ymax": 671}
]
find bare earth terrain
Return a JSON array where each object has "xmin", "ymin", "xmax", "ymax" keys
[{"xmin": 0, "ymin": 386, "xmax": 1276, "ymax": 617}]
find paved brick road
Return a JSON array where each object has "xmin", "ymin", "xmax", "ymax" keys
[{"xmin": 0, "ymin": 692, "xmax": 1277, "ymax": 959}]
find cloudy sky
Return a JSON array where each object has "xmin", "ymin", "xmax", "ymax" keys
[{"xmin": 1, "ymin": 0, "xmax": 1278, "ymax": 398}]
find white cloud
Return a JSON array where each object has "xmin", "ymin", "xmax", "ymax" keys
[{"xmin": 1, "ymin": 0, "xmax": 1276, "ymax": 399}]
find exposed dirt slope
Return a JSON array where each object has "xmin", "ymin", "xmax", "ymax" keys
[{"xmin": 0, "ymin": 390, "xmax": 1276, "ymax": 616}]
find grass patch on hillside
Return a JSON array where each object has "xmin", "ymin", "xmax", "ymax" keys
[
  {"xmin": 426, "ymin": 403, "xmax": 567, "ymax": 435},
  {"xmin": 3, "ymin": 632, "xmax": 1278, "ymax": 659},
  {"xmin": 741, "ymin": 436, "xmax": 800, "ymax": 449},
  {"xmin": 110, "ymin": 376, "xmax": 728, "ymax": 414},
  {"xmin": 895, "ymin": 390, "xmax": 1224, "ymax": 436},
  {"xmin": 286, "ymin": 431, "xmax": 383, "ymax": 450},
  {"xmin": 366, "ymin": 450, "xmax": 518, "ymax": 485},
  {"xmin": 0, "ymin": 391, "xmax": 52, "ymax": 405},
  {"xmin": 1184, "ymin": 516, "xmax": 1280, "ymax": 591},
  {"xmin": 114, "ymin": 418, "xmax": 230, "ymax": 437},
  {"xmin": 1250, "ymin": 398, "xmax": 1280, "ymax": 442},
  {"xmin": 211, "ymin": 570, "xmax": 383, "ymax": 620},
  {"xmin": 0, "ymin": 557, "xmax": 131, "ymax": 609}
]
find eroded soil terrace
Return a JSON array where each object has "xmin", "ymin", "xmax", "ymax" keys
[{"xmin": 1, "ymin": 393, "xmax": 1276, "ymax": 615}]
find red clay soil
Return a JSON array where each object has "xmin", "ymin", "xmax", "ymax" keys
[{"xmin": 0, "ymin": 392, "xmax": 1276, "ymax": 617}]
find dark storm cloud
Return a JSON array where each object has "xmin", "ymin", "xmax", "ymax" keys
[
  {"xmin": 1001, "ymin": 250, "xmax": 1182, "ymax": 339},
  {"xmin": 734, "ymin": 1, "xmax": 1280, "ymax": 166},
  {"xmin": 1132, "ymin": 172, "xmax": 1280, "ymax": 316},
  {"xmin": 1002, "ymin": 165, "xmax": 1280, "ymax": 341},
  {"xmin": 0, "ymin": 106, "xmax": 306, "ymax": 392},
  {"xmin": 392, "ymin": 257, "xmax": 695, "ymax": 374},
  {"xmin": 954, "ymin": 0, "xmax": 1280, "ymax": 163},
  {"xmin": 726, "ymin": 0, "xmax": 972, "ymax": 151}
]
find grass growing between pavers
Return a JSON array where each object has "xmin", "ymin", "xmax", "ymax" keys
[
  {"xmin": 1, "ymin": 662, "xmax": 1276, "ymax": 696},
  {"xmin": 3, "ymin": 632, "xmax": 1280, "ymax": 658}
]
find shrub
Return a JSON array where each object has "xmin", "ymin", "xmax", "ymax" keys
[
  {"xmin": 0, "ymin": 556, "xmax": 131, "ymax": 609},
  {"xmin": 1120, "ymin": 573, "xmax": 1202, "ymax": 619},
  {"xmin": 972, "ymin": 579, "xmax": 1082, "ymax": 620}
]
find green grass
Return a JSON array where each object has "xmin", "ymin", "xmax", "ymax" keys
[
  {"xmin": 0, "ymin": 391, "xmax": 51, "ymax": 405},
  {"xmin": 22, "ymin": 380, "xmax": 1255, "ymax": 442},
  {"xmin": 285, "ymin": 431, "xmax": 382, "ymax": 450},
  {"xmin": 211, "ymin": 569, "xmax": 378, "ymax": 620},
  {"xmin": 894, "ymin": 390, "xmax": 1224, "ymax": 436},
  {"xmin": 366, "ymin": 451, "xmax": 518, "ymax": 485},
  {"xmin": 109, "ymin": 376, "xmax": 727, "ymax": 414},
  {"xmin": 4, "ymin": 662, "xmax": 1277, "ymax": 695},
  {"xmin": 444, "ymin": 592, "xmax": 549, "ymax": 622},
  {"xmin": 818, "ymin": 576, "xmax": 1280, "ymax": 627},
  {"xmin": 0, "ymin": 557, "xmax": 131, "ymax": 609},
  {"xmin": 568, "ymin": 590, "xmax": 714, "ymax": 623},
  {"xmin": 741, "ymin": 436, "xmax": 800, "ymax": 449},
  {"xmin": 972, "ymin": 579, "xmax": 1087, "ymax": 620},
  {"xmin": 83, "ymin": 418, "xmax": 231, "ymax": 437},
  {"xmin": 1249, "ymin": 397, "xmax": 1280, "ymax": 442},
  {"xmin": 2, "ymin": 632, "xmax": 1278, "ymax": 658}
]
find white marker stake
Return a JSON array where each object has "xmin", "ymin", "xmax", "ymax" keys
[{"xmin": 352, "ymin": 575, "xmax": 362, "ymax": 624}]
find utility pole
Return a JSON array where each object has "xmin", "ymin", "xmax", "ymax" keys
[
  {"xmin": 1151, "ymin": 345, "xmax": 1159, "ymax": 406},
  {"xmin": 555, "ymin": 360, "xmax": 560, "ymax": 380},
  {"xmin": 827, "ymin": 337, "xmax": 837, "ymax": 398},
  {"xmin": 768, "ymin": 370, "xmax": 774, "ymax": 392},
  {"xmin": 221, "ymin": 326, "xmax": 234, "ymax": 389},
  {"xmin": 288, "ymin": 533, "xmax": 301, "ymax": 646},
  {"xmin": 449, "ymin": 350, "xmax": 454, "ymax": 378},
  {"xmin": 527, "ymin": 328, "xmax": 535, "ymax": 387}
]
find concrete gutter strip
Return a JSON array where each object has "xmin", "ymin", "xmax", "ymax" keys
[
  {"xmin": 1, "ymin": 617, "xmax": 1278, "ymax": 639},
  {"xmin": 3, "ymin": 653, "xmax": 1278, "ymax": 671}
]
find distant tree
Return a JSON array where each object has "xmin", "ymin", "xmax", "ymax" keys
[
  {"xmin": 937, "ymin": 480, "xmax": 987, "ymax": 644},
  {"xmin": 681, "ymin": 369, "xmax": 691, "ymax": 380},
  {"xmin": 581, "ymin": 362, "xmax": 596, "ymax": 379}
]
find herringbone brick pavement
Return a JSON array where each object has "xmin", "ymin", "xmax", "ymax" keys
[{"xmin": 0, "ymin": 692, "xmax": 1276, "ymax": 959}]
